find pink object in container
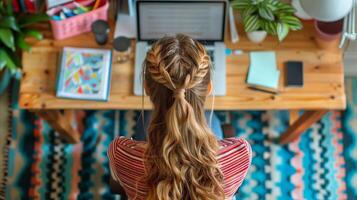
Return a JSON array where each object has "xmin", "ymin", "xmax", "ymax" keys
[
  {"xmin": 314, "ymin": 20, "xmax": 343, "ymax": 41},
  {"xmin": 48, "ymin": 0, "xmax": 109, "ymax": 40},
  {"xmin": 314, "ymin": 19, "xmax": 343, "ymax": 50}
]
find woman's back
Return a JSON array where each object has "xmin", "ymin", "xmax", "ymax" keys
[
  {"xmin": 108, "ymin": 34, "xmax": 251, "ymax": 199},
  {"xmin": 108, "ymin": 137, "xmax": 251, "ymax": 200}
]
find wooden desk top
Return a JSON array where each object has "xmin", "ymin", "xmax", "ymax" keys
[{"xmin": 19, "ymin": 21, "xmax": 346, "ymax": 110}]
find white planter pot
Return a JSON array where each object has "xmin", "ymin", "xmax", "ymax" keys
[
  {"xmin": 300, "ymin": 0, "xmax": 353, "ymax": 22},
  {"xmin": 246, "ymin": 31, "xmax": 267, "ymax": 44},
  {"xmin": 291, "ymin": 0, "xmax": 312, "ymax": 20}
]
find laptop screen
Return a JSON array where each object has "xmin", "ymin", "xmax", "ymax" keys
[{"xmin": 137, "ymin": 1, "xmax": 226, "ymax": 42}]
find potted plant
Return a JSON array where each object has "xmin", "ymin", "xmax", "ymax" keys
[
  {"xmin": 231, "ymin": 0, "xmax": 303, "ymax": 43},
  {"xmin": 0, "ymin": 1, "xmax": 49, "ymax": 95}
]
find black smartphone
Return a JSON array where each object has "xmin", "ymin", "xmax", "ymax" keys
[{"xmin": 285, "ymin": 61, "xmax": 303, "ymax": 87}]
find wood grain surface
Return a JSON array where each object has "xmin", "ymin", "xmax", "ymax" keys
[{"xmin": 19, "ymin": 21, "xmax": 346, "ymax": 110}]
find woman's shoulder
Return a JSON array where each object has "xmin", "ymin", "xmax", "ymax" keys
[
  {"xmin": 218, "ymin": 137, "xmax": 250, "ymax": 148},
  {"xmin": 109, "ymin": 137, "xmax": 251, "ymax": 157},
  {"xmin": 217, "ymin": 137, "xmax": 252, "ymax": 159},
  {"xmin": 110, "ymin": 136, "xmax": 146, "ymax": 147},
  {"xmin": 107, "ymin": 137, "xmax": 148, "ymax": 195},
  {"xmin": 108, "ymin": 137, "xmax": 146, "ymax": 159},
  {"xmin": 217, "ymin": 137, "xmax": 252, "ymax": 197}
]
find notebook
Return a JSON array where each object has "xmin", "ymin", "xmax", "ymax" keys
[
  {"xmin": 246, "ymin": 51, "xmax": 280, "ymax": 93},
  {"xmin": 56, "ymin": 47, "xmax": 112, "ymax": 101}
]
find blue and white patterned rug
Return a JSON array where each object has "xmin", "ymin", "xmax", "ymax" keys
[{"xmin": 1, "ymin": 78, "xmax": 357, "ymax": 200}]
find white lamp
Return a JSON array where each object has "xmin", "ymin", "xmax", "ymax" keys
[{"xmin": 300, "ymin": 0, "xmax": 353, "ymax": 22}]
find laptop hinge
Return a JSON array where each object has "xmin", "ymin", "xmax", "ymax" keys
[
  {"xmin": 147, "ymin": 40, "xmax": 216, "ymax": 46},
  {"xmin": 147, "ymin": 40, "xmax": 157, "ymax": 45},
  {"xmin": 200, "ymin": 40, "xmax": 215, "ymax": 46}
]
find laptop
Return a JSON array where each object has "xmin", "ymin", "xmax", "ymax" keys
[{"xmin": 134, "ymin": 0, "xmax": 227, "ymax": 96}]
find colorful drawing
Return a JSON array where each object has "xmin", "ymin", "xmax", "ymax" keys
[{"xmin": 57, "ymin": 47, "xmax": 112, "ymax": 101}]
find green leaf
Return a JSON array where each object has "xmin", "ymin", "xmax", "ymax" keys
[
  {"xmin": 267, "ymin": 0, "xmax": 279, "ymax": 6},
  {"xmin": 5, "ymin": 48, "xmax": 21, "ymax": 67},
  {"xmin": 18, "ymin": 14, "xmax": 50, "ymax": 27},
  {"xmin": 290, "ymin": 23, "xmax": 303, "ymax": 31},
  {"xmin": 258, "ymin": 6, "xmax": 275, "ymax": 21},
  {"xmin": 262, "ymin": 20, "xmax": 277, "ymax": 35},
  {"xmin": 23, "ymin": 29, "xmax": 43, "ymax": 40},
  {"xmin": 241, "ymin": 5, "xmax": 258, "ymax": 18},
  {"xmin": 0, "ymin": 57, "xmax": 6, "ymax": 70},
  {"xmin": 280, "ymin": 15, "xmax": 303, "ymax": 30},
  {"xmin": 266, "ymin": 3, "xmax": 277, "ymax": 12},
  {"xmin": 16, "ymin": 34, "xmax": 31, "ymax": 52},
  {"xmin": 0, "ymin": 16, "xmax": 20, "ymax": 32},
  {"xmin": 0, "ymin": 49, "xmax": 17, "ymax": 72},
  {"xmin": 269, "ymin": 22, "xmax": 277, "ymax": 35},
  {"xmin": 276, "ymin": 3, "xmax": 295, "ymax": 14},
  {"xmin": 253, "ymin": 0, "xmax": 265, "ymax": 5},
  {"xmin": 231, "ymin": 0, "xmax": 252, "ymax": 10},
  {"xmin": 0, "ymin": 1, "xmax": 5, "ymax": 14},
  {"xmin": 0, "ymin": 28, "xmax": 15, "ymax": 51},
  {"xmin": 251, "ymin": 0, "xmax": 258, "ymax": 5},
  {"xmin": 260, "ymin": 20, "xmax": 269, "ymax": 33},
  {"xmin": 277, "ymin": 23, "xmax": 289, "ymax": 41},
  {"xmin": 5, "ymin": 0, "xmax": 13, "ymax": 15},
  {"xmin": 243, "ymin": 15, "xmax": 260, "ymax": 32}
]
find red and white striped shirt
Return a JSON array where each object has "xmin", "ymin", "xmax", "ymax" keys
[{"xmin": 108, "ymin": 137, "xmax": 251, "ymax": 200}]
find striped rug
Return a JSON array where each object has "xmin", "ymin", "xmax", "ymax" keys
[{"xmin": 1, "ymin": 78, "xmax": 356, "ymax": 200}]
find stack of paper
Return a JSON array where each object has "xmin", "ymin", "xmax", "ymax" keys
[{"xmin": 246, "ymin": 51, "xmax": 280, "ymax": 93}]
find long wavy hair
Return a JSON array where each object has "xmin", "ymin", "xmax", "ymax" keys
[{"xmin": 143, "ymin": 34, "xmax": 225, "ymax": 200}]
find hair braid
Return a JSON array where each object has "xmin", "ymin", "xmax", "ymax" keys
[
  {"xmin": 186, "ymin": 53, "xmax": 211, "ymax": 89},
  {"xmin": 143, "ymin": 34, "xmax": 225, "ymax": 200},
  {"xmin": 146, "ymin": 44, "xmax": 177, "ymax": 90},
  {"xmin": 146, "ymin": 41, "xmax": 211, "ymax": 92}
]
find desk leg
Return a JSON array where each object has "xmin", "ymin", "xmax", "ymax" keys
[
  {"xmin": 289, "ymin": 110, "xmax": 300, "ymax": 125},
  {"xmin": 33, "ymin": 110, "xmax": 81, "ymax": 144},
  {"xmin": 279, "ymin": 110, "xmax": 328, "ymax": 145}
]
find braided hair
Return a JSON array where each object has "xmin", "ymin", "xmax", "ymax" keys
[{"xmin": 143, "ymin": 34, "xmax": 225, "ymax": 200}]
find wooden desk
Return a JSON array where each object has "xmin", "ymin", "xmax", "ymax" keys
[{"xmin": 19, "ymin": 22, "xmax": 346, "ymax": 144}]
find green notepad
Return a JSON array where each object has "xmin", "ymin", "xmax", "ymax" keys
[{"xmin": 246, "ymin": 51, "xmax": 280, "ymax": 93}]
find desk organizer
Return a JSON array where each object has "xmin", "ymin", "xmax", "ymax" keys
[{"xmin": 48, "ymin": 0, "xmax": 109, "ymax": 40}]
